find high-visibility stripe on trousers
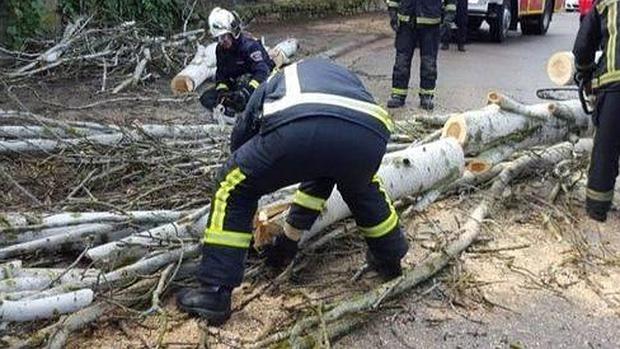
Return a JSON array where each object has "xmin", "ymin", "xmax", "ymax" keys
[
  {"xmin": 392, "ymin": 24, "xmax": 440, "ymax": 97},
  {"xmin": 586, "ymin": 89, "xmax": 620, "ymax": 218},
  {"xmin": 197, "ymin": 116, "xmax": 408, "ymax": 287}
]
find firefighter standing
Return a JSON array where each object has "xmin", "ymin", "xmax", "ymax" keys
[
  {"xmin": 440, "ymin": 0, "xmax": 468, "ymax": 52},
  {"xmin": 177, "ymin": 58, "xmax": 409, "ymax": 325},
  {"xmin": 199, "ymin": 7, "xmax": 275, "ymax": 122},
  {"xmin": 387, "ymin": 0, "xmax": 442, "ymax": 111},
  {"xmin": 573, "ymin": 2, "xmax": 620, "ymax": 222}
]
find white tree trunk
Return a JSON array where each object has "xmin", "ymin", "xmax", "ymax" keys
[
  {"xmin": 0, "ymin": 224, "xmax": 120, "ymax": 259},
  {"xmin": 441, "ymin": 98, "xmax": 591, "ymax": 156},
  {"xmin": 546, "ymin": 51, "xmax": 602, "ymax": 86},
  {"xmin": 170, "ymin": 43, "xmax": 217, "ymax": 94},
  {"xmin": 0, "ymin": 289, "xmax": 94, "ymax": 322}
]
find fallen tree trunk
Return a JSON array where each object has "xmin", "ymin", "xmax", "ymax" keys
[
  {"xmin": 0, "ymin": 124, "xmax": 230, "ymax": 155},
  {"xmin": 0, "ymin": 210, "xmax": 189, "ymax": 235},
  {"xmin": 0, "ymin": 289, "xmax": 94, "ymax": 322},
  {"xmin": 441, "ymin": 94, "xmax": 591, "ymax": 156},
  {"xmin": 268, "ymin": 138, "xmax": 591, "ymax": 348},
  {"xmin": 546, "ymin": 51, "xmax": 602, "ymax": 86},
  {"xmin": 170, "ymin": 38, "xmax": 298, "ymax": 94}
]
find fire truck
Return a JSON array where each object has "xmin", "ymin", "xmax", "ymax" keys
[{"xmin": 468, "ymin": 0, "xmax": 566, "ymax": 42}]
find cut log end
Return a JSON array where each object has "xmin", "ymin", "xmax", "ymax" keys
[
  {"xmin": 441, "ymin": 114, "xmax": 467, "ymax": 146},
  {"xmin": 487, "ymin": 91, "xmax": 502, "ymax": 105},
  {"xmin": 547, "ymin": 51, "xmax": 575, "ymax": 86},
  {"xmin": 170, "ymin": 75, "xmax": 194, "ymax": 94},
  {"xmin": 253, "ymin": 202, "xmax": 290, "ymax": 248},
  {"xmin": 466, "ymin": 159, "xmax": 492, "ymax": 174}
]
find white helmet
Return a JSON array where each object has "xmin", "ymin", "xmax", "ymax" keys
[{"xmin": 208, "ymin": 7, "xmax": 241, "ymax": 39}]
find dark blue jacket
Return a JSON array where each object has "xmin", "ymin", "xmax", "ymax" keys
[
  {"xmin": 230, "ymin": 58, "xmax": 394, "ymax": 151},
  {"xmin": 215, "ymin": 34, "xmax": 275, "ymax": 93}
]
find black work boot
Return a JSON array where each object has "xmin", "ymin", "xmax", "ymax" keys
[
  {"xmin": 366, "ymin": 251, "xmax": 402, "ymax": 281},
  {"xmin": 458, "ymin": 44, "xmax": 466, "ymax": 52},
  {"xmin": 387, "ymin": 94, "xmax": 406, "ymax": 109},
  {"xmin": 176, "ymin": 285, "xmax": 232, "ymax": 325},
  {"xmin": 441, "ymin": 42, "xmax": 449, "ymax": 50},
  {"xmin": 419, "ymin": 94, "xmax": 434, "ymax": 111}
]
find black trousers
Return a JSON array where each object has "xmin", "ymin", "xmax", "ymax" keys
[
  {"xmin": 587, "ymin": 90, "xmax": 620, "ymax": 216},
  {"xmin": 197, "ymin": 117, "xmax": 408, "ymax": 287},
  {"xmin": 391, "ymin": 24, "xmax": 440, "ymax": 98},
  {"xmin": 441, "ymin": 0, "xmax": 468, "ymax": 45}
]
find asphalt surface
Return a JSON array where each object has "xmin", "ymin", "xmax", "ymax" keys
[{"xmin": 333, "ymin": 12, "xmax": 583, "ymax": 115}]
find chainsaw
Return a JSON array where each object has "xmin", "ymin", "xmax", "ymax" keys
[{"xmin": 536, "ymin": 83, "xmax": 594, "ymax": 115}]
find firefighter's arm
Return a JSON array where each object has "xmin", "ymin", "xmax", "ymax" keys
[
  {"xmin": 214, "ymin": 47, "xmax": 230, "ymax": 95},
  {"xmin": 245, "ymin": 41, "xmax": 272, "ymax": 95},
  {"xmin": 230, "ymin": 80, "xmax": 267, "ymax": 152},
  {"xmin": 572, "ymin": 9, "xmax": 602, "ymax": 77},
  {"xmin": 386, "ymin": 0, "xmax": 400, "ymax": 31}
]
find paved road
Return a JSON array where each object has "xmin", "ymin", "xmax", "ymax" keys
[{"xmin": 333, "ymin": 12, "xmax": 582, "ymax": 116}]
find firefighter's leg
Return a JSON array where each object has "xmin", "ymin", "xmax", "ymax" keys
[
  {"xmin": 339, "ymin": 175, "xmax": 409, "ymax": 280},
  {"xmin": 418, "ymin": 26, "xmax": 440, "ymax": 110},
  {"xmin": 586, "ymin": 92, "xmax": 620, "ymax": 222},
  {"xmin": 286, "ymin": 179, "xmax": 335, "ymax": 232},
  {"xmin": 440, "ymin": 11, "xmax": 456, "ymax": 48},
  {"xmin": 179, "ymin": 128, "xmax": 293, "ymax": 324},
  {"xmin": 388, "ymin": 24, "xmax": 416, "ymax": 108},
  {"xmin": 456, "ymin": 0, "xmax": 468, "ymax": 49}
]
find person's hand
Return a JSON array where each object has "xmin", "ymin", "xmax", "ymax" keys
[{"xmin": 389, "ymin": 9, "xmax": 399, "ymax": 32}]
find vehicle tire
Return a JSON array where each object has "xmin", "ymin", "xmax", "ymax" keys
[
  {"xmin": 521, "ymin": 0, "xmax": 553, "ymax": 35},
  {"xmin": 489, "ymin": 2, "xmax": 511, "ymax": 42}
]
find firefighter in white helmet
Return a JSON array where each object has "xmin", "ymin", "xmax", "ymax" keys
[{"xmin": 199, "ymin": 7, "xmax": 275, "ymax": 122}]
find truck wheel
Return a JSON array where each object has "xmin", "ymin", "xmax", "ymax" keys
[
  {"xmin": 521, "ymin": 0, "xmax": 553, "ymax": 35},
  {"xmin": 489, "ymin": 2, "xmax": 511, "ymax": 43}
]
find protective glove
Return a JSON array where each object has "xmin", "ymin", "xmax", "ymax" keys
[
  {"xmin": 389, "ymin": 9, "xmax": 399, "ymax": 32},
  {"xmin": 262, "ymin": 233, "xmax": 299, "ymax": 268},
  {"xmin": 262, "ymin": 222, "xmax": 302, "ymax": 268},
  {"xmin": 221, "ymin": 89, "xmax": 249, "ymax": 112},
  {"xmin": 574, "ymin": 70, "xmax": 593, "ymax": 90}
]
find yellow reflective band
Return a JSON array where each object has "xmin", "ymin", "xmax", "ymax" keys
[
  {"xmin": 592, "ymin": 70, "xmax": 620, "ymax": 88},
  {"xmin": 597, "ymin": 0, "xmax": 617, "ymax": 12},
  {"xmin": 360, "ymin": 210, "xmax": 399, "ymax": 238},
  {"xmin": 586, "ymin": 188, "xmax": 614, "ymax": 202},
  {"xmin": 419, "ymin": 88, "xmax": 435, "ymax": 95},
  {"xmin": 392, "ymin": 87, "xmax": 408, "ymax": 96},
  {"xmin": 445, "ymin": 4, "xmax": 457, "ymax": 11},
  {"xmin": 249, "ymin": 79, "xmax": 260, "ymax": 89},
  {"xmin": 417, "ymin": 17, "xmax": 441, "ymax": 25},
  {"xmin": 204, "ymin": 229, "xmax": 252, "ymax": 248},
  {"xmin": 397, "ymin": 14, "xmax": 411, "ymax": 22},
  {"xmin": 210, "ymin": 168, "xmax": 247, "ymax": 231},
  {"xmin": 263, "ymin": 63, "xmax": 394, "ymax": 133},
  {"xmin": 387, "ymin": 0, "xmax": 400, "ymax": 8},
  {"xmin": 216, "ymin": 83, "xmax": 229, "ymax": 91},
  {"xmin": 611, "ymin": 3, "xmax": 618, "ymax": 73},
  {"xmin": 293, "ymin": 190, "xmax": 326, "ymax": 211},
  {"xmin": 360, "ymin": 175, "xmax": 399, "ymax": 238}
]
